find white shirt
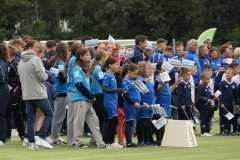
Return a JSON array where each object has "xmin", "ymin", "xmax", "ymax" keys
[{"xmin": 221, "ymin": 73, "xmax": 240, "ymax": 86}]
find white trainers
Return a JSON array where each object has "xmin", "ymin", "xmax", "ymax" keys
[
  {"xmin": 206, "ymin": 132, "xmax": 214, "ymax": 136},
  {"xmin": 23, "ymin": 138, "xmax": 29, "ymax": 146},
  {"xmin": 35, "ymin": 136, "xmax": 39, "ymax": 141},
  {"xmin": 29, "ymin": 143, "xmax": 39, "ymax": 150},
  {"xmin": 106, "ymin": 142, "xmax": 123, "ymax": 149},
  {"xmin": 200, "ymin": 133, "xmax": 212, "ymax": 137},
  {"xmin": 0, "ymin": 141, "xmax": 5, "ymax": 146},
  {"xmin": 36, "ymin": 138, "xmax": 53, "ymax": 149}
]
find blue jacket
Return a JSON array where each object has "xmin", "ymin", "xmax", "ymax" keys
[
  {"xmin": 0, "ymin": 58, "xmax": 9, "ymax": 85},
  {"xmin": 219, "ymin": 80, "xmax": 237, "ymax": 106},
  {"xmin": 45, "ymin": 70, "xmax": 57, "ymax": 109},
  {"xmin": 198, "ymin": 84, "xmax": 213, "ymax": 110},
  {"xmin": 209, "ymin": 57, "xmax": 222, "ymax": 86},
  {"xmin": 150, "ymin": 48, "xmax": 164, "ymax": 63},
  {"xmin": 198, "ymin": 55, "xmax": 210, "ymax": 70},
  {"xmin": 170, "ymin": 53, "xmax": 180, "ymax": 59},
  {"xmin": 184, "ymin": 50, "xmax": 201, "ymax": 84},
  {"xmin": 128, "ymin": 47, "xmax": 143, "ymax": 64}
]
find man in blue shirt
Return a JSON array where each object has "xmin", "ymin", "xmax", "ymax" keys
[
  {"xmin": 128, "ymin": 35, "xmax": 147, "ymax": 64},
  {"xmin": 150, "ymin": 38, "xmax": 167, "ymax": 63},
  {"xmin": 219, "ymin": 45, "xmax": 231, "ymax": 69},
  {"xmin": 198, "ymin": 44, "xmax": 210, "ymax": 70},
  {"xmin": 170, "ymin": 41, "xmax": 184, "ymax": 59},
  {"xmin": 12, "ymin": 40, "xmax": 24, "ymax": 62}
]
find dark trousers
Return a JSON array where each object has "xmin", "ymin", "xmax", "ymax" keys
[
  {"xmin": 93, "ymin": 94, "xmax": 109, "ymax": 143},
  {"xmin": 6, "ymin": 96, "xmax": 25, "ymax": 138},
  {"xmin": 136, "ymin": 118, "xmax": 150, "ymax": 143},
  {"xmin": 199, "ymin": 109, "xmax": 211, "ymax": 134},
  {"xmin": 125, "ymin": 120, "xmax": 134, "ymax": 144},
  {"xmin": 0, "ymin": 85, "xmax": 10, "ymax": 143},
  {"xmin": 107, "ymin": 116, "xmax": 118, "ymax": 144}
]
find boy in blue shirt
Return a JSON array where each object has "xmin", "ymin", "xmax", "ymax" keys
[{"xmin": 150, "ymin": 38, "xmax": 167, "ymax": 63}]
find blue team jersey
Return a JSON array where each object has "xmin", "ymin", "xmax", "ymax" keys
[
  {"xmin": 71, "ymin": 65, "xmax": 91, "ymax": 102},
  {"xmin": 136, "ymin": 76, "xmax": 154, "ymax": 119},
  {"xmin": 198, "ymin": 85, "xmax": 212, "ymax": 110},
  {"xmin": 122, "ymin": 77, "xmax": 141, "ymax": 121},
  {"xmin": 67, "ymin": 56, "xmax": 76, "ymax": 92},
  {"xmin": 103, "ymin": 72, "xmax": 118, "ymax": 118},
  {"xmin": 150, "ymin": 51, "xmax": 164, "ymax": 63},
  {"xmin": 53, "ymin": 60, "xmax": 68, "ymax": 94},
  {"xmin": 236, "ymin": 59, "xmax": 240, "ymax": 65},
  {"xmin": 91, "ymin": 64, "xmax": 104, "ymax": 94},
  {"xmin": 184, "ymin": 50, "xmax": 201, "ymax": 84},
  {"xmin": 170, "ymin": 53, "xmax": 180, "ymax": 59},
  {"xmin": 219, "ymin": 80, "xmax": 237, "ymax": 106}
]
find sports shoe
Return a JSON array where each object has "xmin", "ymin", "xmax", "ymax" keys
[
  {"xmin": 52, "ymin": 139, "xmax": 67, "ymax": 145},
  {"xmin": 46, "ymin": 137, "xmax": 51, "ymax": 143},
  {"xmin": 89, "ymin": 137, "xmax": 96, "ymax": 146},
  {"xmin": 29, "ymin": 143, "xmax": 39, "ymax": 150},
  {"xmin": 206, "ymin": 133, "xmax": 214, "ymax": 136},
  {"xmin": 145, "ymin": 142, "xmax": 157, "ymax": 147},
  {"xmin": 36, "ymin": 138, "xmax": 53, "ymax": 149},
  {"xmin": 0, "ymin": 141, "xmax": 5, "ymax": 146},
  {"xmin": 106, "ymin": 143, "xmax": 123, "ymax": 149},
  {"xmin": 118, "ymin": 141, "xmax": 126, "ymax": 147},
  {"xmin": 200, "ymin": 133, "xmax": 211, "ymax": 137},
  {"xmin": 35, "ymin": 136, "xmax": 39, "ymax": 141},
  {"xmin": 97, "ymin": 144, "xmax": 106, "ymax": 148},
  {"xmin": 220, "ymin": 132, "xmax": 227, "ymax": 136},
  {"xmin": 20, "ymin": 136, "xmax": 24, "ymax": 142},
  {"xmin": 137, "ymin": 142, "xmax": 148, "ymax": 147},
  {"xmin": 154, "ymin": 141, "xmax": 161, "ymax": 146},
  {"xmin": 126, "ymin": 143, "xmax": 138, "ymax": 147},
  {"xmin": 75, "ymin": 143, "xmax": 88, "ymax": 148},
  {"xmin": 23, "ymin": 138, "xmax": 29, "ymax": 146},
  {"xmin": 228, "ymin": 132, "xmax": 236, "ymax": 136},
  {"xmin": 5, "ymin": 138, "xmax": 11, "ymax": 142}
]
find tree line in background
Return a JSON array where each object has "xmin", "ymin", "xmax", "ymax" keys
[{"xmin": 1, "ymin": 0, "xmax": 240, "ymax": 46}]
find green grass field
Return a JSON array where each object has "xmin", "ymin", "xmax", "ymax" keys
[{"xmin": 0, "ymin": 121, "xmax": 240, "ymax": 160}]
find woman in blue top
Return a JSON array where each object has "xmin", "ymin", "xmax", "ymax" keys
[
  {"xmin": 49, "ymin": 42, "xmax": 68, "ymax": 144},
  {"xmin": 154, "ymin": 62, "xmax": 179, "ymax": 145},
  {"xmin": 121, "ymin": 63, "xmax": 149, "ymax": 147},
  {"xmin": 63, "ymin": 42, "xmax": 83, "ymax": 146},
  {"xmin": 0, "ymin": 43, "xmax": 10, "ymax": 146},
  {"xmin": 90, "ymin": 49, "xmax": 109, "ymax": 143},
  {"xmin": 102, "ymin": 57, "xmax": 125, "ymax": 149},
  {"xmin": 136, "ymin": 62, "xmax": 154, "ymax": 146},
  {"xmin": 71, "ymin": 48, "xmax": 105, "ymax": 148}
]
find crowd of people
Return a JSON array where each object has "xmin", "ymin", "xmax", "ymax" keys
[{"xmin": 0, "ymin": 35, "xmax": 239, "ymax": 150}]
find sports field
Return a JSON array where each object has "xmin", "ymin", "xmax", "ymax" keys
[{"xmin": 0, "ymin": 121, "xmax": 239, "ymax": 160}]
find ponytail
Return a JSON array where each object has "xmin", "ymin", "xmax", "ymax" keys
[
  {"xmin": 121, "ymin": 63, "xmax": 138, "ymax": 77},
  {"xmin": 154, "ymin": 62, "xmax": 163, "ymax": 77}
]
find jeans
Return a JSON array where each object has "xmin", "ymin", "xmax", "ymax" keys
[{"xmin": 25, "ymin": 99, "xmax": 53, "ymax": 143}]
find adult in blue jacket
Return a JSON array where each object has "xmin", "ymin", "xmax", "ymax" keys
[
  {"xmin": 150, "ymin": 38, "xmax": 167, "ymax": 63},
  {"xmin": 198, "ymin": 44, "xmax": 210, "ymax": 70},
  {"xmin": 128, "ymin": 35, "xmax": 147, "ymax": 64},
  {"xmin": 0, "ymin": 43, "xmax": 10, "ymax": 146},
  {"xmin": 184, "ymin": 39, "xmax": 201, "ymax": 84}
]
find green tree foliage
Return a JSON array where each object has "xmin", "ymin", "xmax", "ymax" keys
[{"xmin": 1, "ymin": 0, "xmax": 240, "ymax": 46}]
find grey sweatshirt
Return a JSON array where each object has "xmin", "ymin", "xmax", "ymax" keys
[{"xmin": 18, "ymin": 50, "xmax": 48, "ymax": 100}]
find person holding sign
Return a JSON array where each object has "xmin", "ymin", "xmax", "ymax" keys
[
  {"xmin": 198, "ymin": 72, "xmax": 217, "ymax": 136},
  {"xmin": 128, "ymin": 35, "xmax": 148, "ymax": 65},
  {"xmin": 121, "ymin": 64, "xmax": 149, "ymax": 147},
  {"xmin": 219, "ymin": 68, "xmax": 239, "ymax": 136}
]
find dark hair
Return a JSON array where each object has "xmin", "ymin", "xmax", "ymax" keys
[
  {"xmin": 50, "ymin": 42, "xmax": 68, "ymax": 67},
  {"xmin": 54, "ymin": 39, "xmax": 61, "ymax": 43},
  {"xmin": 8, "ymin": 45, "xmax": 17, "ymax": 58},
  {"xmin": 201, "ymin": 72, "xmax": 210, "ymax": 79},
  {"xmin": 120, "ymin": 59, "xmax": 131, "ymax": 67},
  {"xmin": 121, "ymin": 63, "xmax": 138, "ymax": 77},
  {"xmin": 63, "ymin": 42, "xmax": 83, "ymax": 78},
  {"xmin": 31, "ymin": 37, "xmax": 41, "ymax": 42},
  {"xmin": 0, "ymin": 43, "xmax": 10, "ymax": 62},
  {"xmin": 209, "ymin": 47, "xmax": 219, "ymax": 58},
  {"xmin": 81, "ymin": 36, "xmax": 93, "ymax": 45},
  {"xmin": 46, "ymin": 40, "xmax": 56, "ymax": 48},
  {"xmin": 181, "ymin": 67, "xmax": 190, "ymax": 76},
  {"xmin": 25, "ymin": 40, "xmax": 38, "ymax": 50},
  {"xmin": 135, "ymin": 35, "xmax": 148, "ymax": 45},
  {"xmin": 176, "ymin": 41, "xmax": 184, "ymax": 47},
  {"xmin": 165, "ymin": 46, "xmax": 173, "ymax": 51},
  {"xmin": 229, "ymin": 62, "xmax": 239, "ymax": 69},
  {"xmin": 220, "ymin": 45, "xmax": 229, "ymax": 54},
  {"xmin": 154, "ymin": 62, "xmax": 163, "ymax": 76},
  {"xmin": 72, "ymin": 48, "xmax": 89, "ymax": 74},
  {"xmin": 144, "ymin": 52, "xmax": 149, "ymax": 62},
  {"xmin": 157, "ymin": 38, "xmax": 168, "ymax": 45},
  {"xmin": 67, "ymin": 41, "xmax": 74, "ymax": 52},
  {"xmin": 105, "ymin": 57, "xmax": 118, "ymax": 69},
  {"xmin": 203, "ymin": 64, "xmax": 212, "ymax": 70}
]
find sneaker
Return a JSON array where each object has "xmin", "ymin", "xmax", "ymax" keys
[
  {"xmin": 20, "ymin": 136, "xmax": 24, "ymax": 142},
  {"xmin": 5, "ymin": 138, "xmax": 11, "ymax": 142},
  {"xmin": 206, "ymin": 133, "xmax": 214, "ymax": 136},
  {"xmin": 106, "ymin": 143, "xmax": 123, "ymax": 149},
  {"xmin": 29, "ymin": 143, "xmax": 39, "ymax": 150},
  {"xmin": 154, "ymin": 141, "xmax": 161, "ymax": 146},
  {"xmin": 200, "ymin": 133, "xmax": 211, "ymax": 137},
  {"xmin": 89, "ymin": 137, "xmax": 96, "ymax": 146},
  {"xmin": 35, "ymin": 136, "xmax": 39, "ymax": 141},
  {"xmin": 118, "ymin": 141, "xmax": 126, "ymax": 147},
  {"xmin": 0, "ymin": 141, "xmax": 5, "ymax": 146},
  {"xmin": 145, "ymin": 142, "xmax": 157, "ymax": 147},
  {"xmin": 36, "ymin": 138, "xmax": 53, "ymax": 149},
  {"xmin": 83, "ymin": 133, "xmax": 91, "ymax": 138},
  {"xmin": 137, "ymin": 142, "xmax": 148, "ymax": 147},
  {"xmin": 97, "ymin": 144, "xmax": 106, "ymax": 148},
  {"xmin": 23, "ymin": 138, "xmax": 29, "ymax": 146},
  {"xmin": 46, "ymin": 137, "xmax": 51, "ymax": 143},
  {"xmin": 52, "ymin": 139, "xmax": 67, "ymax": 145},
  {"xmin": 228, "ymin": 132, "xmax": 236, "ymax": 136},
  {"xmin": 220, "ymin": 132, "xmax": 227, "ymax": 136},
  {"xmin": 75, "ymin": 143, "xmax": 88, "ymax": 148},
  {"xmin": 126, "ymin": 143, "xmax": 138, "ymax": 147}
]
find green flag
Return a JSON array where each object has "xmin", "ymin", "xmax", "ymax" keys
[{"xmin": 197, "ymin": 28, "xmax": 217, "ymax": 45}]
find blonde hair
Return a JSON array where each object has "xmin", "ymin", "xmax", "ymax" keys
[
  {"xmin": 90, "ymin": 49, "xmax": 107, "ymax": 74},
  {"xmin": 234, "ymin": 47, "xmax": 240, "ymax": 58},
  {"xmin": 138, "ymin": 61, "xmax": 153, "ymax": 77}
]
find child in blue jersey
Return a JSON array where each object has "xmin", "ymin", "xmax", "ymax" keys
[
  {"xmin": 219, "ymin": 68, "xmax": 239, "ymax": 136},
  {"xmin": 177, "ymin": 68, "xmax": 192, "ymax": 120},
  {"xmin": 154, "ymin": 62, "xmax": 180, "ymax": 145},
  {"xmin": 90, "ymin": 49, "xmax": 109, "ymax": 143},
  {"xmin": 71, "ymin": 48, "xmax": 105, "ymax": 148},
  {"xmin": 121, "ymin": 63, "xmax": 149, "ymax": 147},
  {"xmin": 136, "ymin": 62, "xmax": 155, "ymax": 146},
  {"xmin": 198, "ymin": 72, "xmax": 217, "ymax": 136},
  {"xmin": 63, "ymin": 42, "xmax": 83, "ymax": 146},
  {"xmin": 50, "ymin": 42, "xmax": 68, "ymax": 144},
  {"xmin": 102, "ymin": 57, "xmax": 125, "ymax": 149}
]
